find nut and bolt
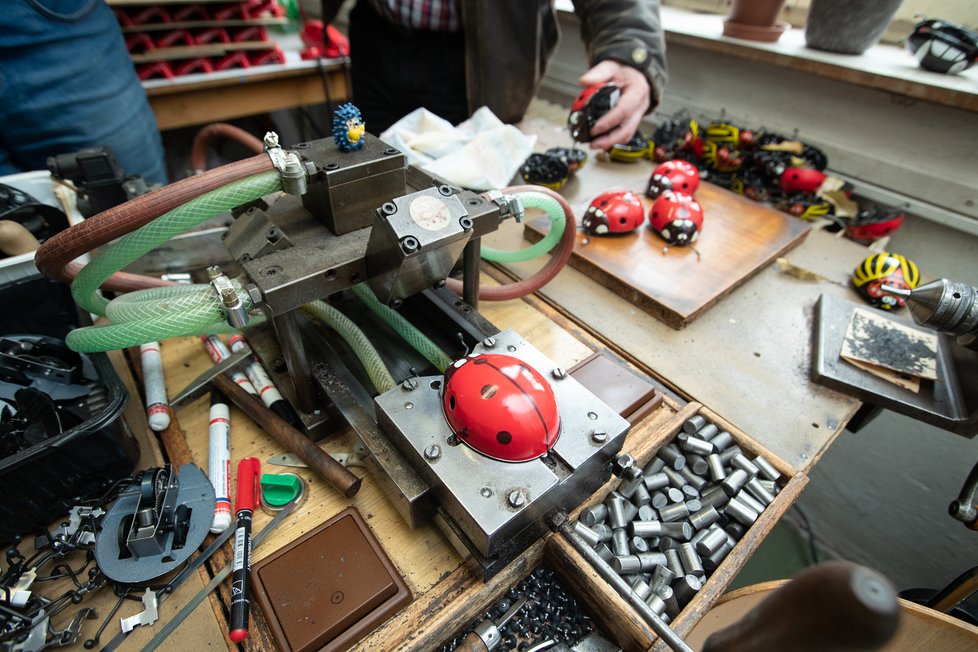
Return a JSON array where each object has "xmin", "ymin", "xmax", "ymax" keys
[
  {"xmin": 482, "ymin": 337, "xmax": 496, "ymax": 348},
  {"xmin": 401, "ymin": 378, "xmax": 418, "ymax": 391}
]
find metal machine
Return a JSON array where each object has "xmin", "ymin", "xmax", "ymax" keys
[{"xmin": 210, "ymin": 134, "xmax": 629, "ymax": 577}]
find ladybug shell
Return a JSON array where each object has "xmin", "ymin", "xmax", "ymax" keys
[
  {"xmin": 442, "ymin": 354, "xmax": 560, "ymax": 463},
  {"xmin": 779, "ymin": 167, "xmax": 827, "ymax": 194},
  {"xmin": 653, "ymin": 160, "xmax": 700, "ymax": 195},
  {"xmin": 846, "ymin": 210, "xmax": 905, "ymax": 245},
  {"xmin": 646, "ymin": 173, "xmax": 674, "ymax": 200},
  {"xmin": 649, "ymin": 192, "xmax": 704, "ymax": 245},
  {"xmin": 567, "ymin": 83, "xmax": 620, "ymax": 142},
  {"xmin": 583, "ymin": 191, "xmax": 645, "ymax": 235}
]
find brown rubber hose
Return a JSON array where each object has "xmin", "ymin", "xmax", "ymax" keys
[
  {"xmin": 35, "ymin": 154, "xmax": 274, "ymax": 288},
  {"xmin": 446, "ymin": 185, "xmax": 577, "ymax": 301},
  {"xmin": 0, "ymin": 220, "xmax": 41, "ymax": 256},
  {"xmin": 190, "ymin": 123, "xmax": 264, "ymax": 172}
]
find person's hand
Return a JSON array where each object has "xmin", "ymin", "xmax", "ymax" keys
[{"xmin": 578, "ymin": 60, "xmax": 651, "ymax": 151}]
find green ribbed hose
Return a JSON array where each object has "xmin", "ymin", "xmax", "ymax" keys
[
  {"xmin": 350, "ymin": 284, "xmax": 452, "ymax": 372},
  {"xmin": 480, "ymin": 191, "xmax": 566, "ymax": 263},
  {"xmin": 302, "ymin": 300, "xmax": 396, "ymax": 394},
  {"xmin": 72, "ymin": 171, "xmax": 282, "ymax": 316}
]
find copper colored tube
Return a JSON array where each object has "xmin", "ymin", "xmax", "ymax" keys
[
  {"xmin": 35, "ymin": 153, "xmax": 274, "ymax": 287},
  {"xmin": 211, "ymin": 372, "xmax": 362, "ymax": 499},
  {"xmin": 446, "ymin": 185, "xmax": 577, "ymax": 301},
  {"xmin": 190, "ymin": 123, "xmax": 264, "ymax": 172}
]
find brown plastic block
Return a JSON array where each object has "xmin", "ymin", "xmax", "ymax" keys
[
  {"xmin": 251, "ymin": 507, "xmax": 411, "ymax": 651},
  {"xmin": 569, "ymin": 352, "xmax": 662, "ymax": 425}
]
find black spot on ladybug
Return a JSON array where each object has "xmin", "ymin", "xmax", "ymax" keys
[
  {"xmin": 481, "ymin": 384, "xmax": 498, "ymax": 400},
  {"xmin": 497, "ymin": 431, "xmax": 512, "ymax": 445},
  {"xmin": 619, "ymin": 217, "xmax": 627, "ymax": 224},
  {"xmin": 473, "ymin": 357, "xmax": 488, "ymax": 365},
  {"xmin": 449, "ymin": 395, "xmax": 456, "ymax": 410},
  {"xmin": 457, "ymin": 429, "xmax": 468, "ymax": 439},
  {"xmin": 601, "ymin": 200, "xmax": 609, "ymax": 206},
  {"xmin": 653, "ymin": 211, "xmax": 659, "ymax": 218}
]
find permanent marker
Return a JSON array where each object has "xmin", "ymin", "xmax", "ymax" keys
[
  {"xmin": 208, "ymin": 390, "xmax": 232, "ymax": 534},
  {"xmin": 229, "ymin": 457, "xmax": 260, "ymax": 643}
]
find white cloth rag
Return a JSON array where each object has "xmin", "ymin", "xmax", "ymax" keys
[{"xmin": 379, "ymin": 106, "xmax": 536, "ymax": 191}]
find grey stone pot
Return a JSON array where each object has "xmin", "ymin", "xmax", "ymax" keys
[{"xmin": 805, "ymin": 0, "xmax": 904, "ymax": 54}]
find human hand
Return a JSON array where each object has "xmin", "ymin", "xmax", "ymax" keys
[{"xmin": 578, "ymin": 60, "xmax": 651, "ymax": 151}]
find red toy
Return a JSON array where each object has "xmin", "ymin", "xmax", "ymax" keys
[
  {"xmin": 652, "ymin": 160, "xmax": 700, "ymax": 195},
  {"xmin": 649, "ymin": 191, "xmax": 704, "ymax": 247},
  {"xmin": 567, "ymin": 83, "xmax": 619, "ymax": 143},
  {"xmin": 582, "ymin": 190, "xmax": 645, "ymax": 235},
  {"xmin": 300, "ymin": 20, "xmax": 351, "ymax": 59},
  {"xmin": 442, "ymin": 354, "xmax": 560, "ymax": 463},
  {"xmin": 779, "ymin": 167, "xmax": 827, "ymax": 194}
]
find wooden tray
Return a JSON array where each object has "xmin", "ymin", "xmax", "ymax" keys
[{"xmin": 524, "ymin": 182, "xmax": 810, "ymax": 329}]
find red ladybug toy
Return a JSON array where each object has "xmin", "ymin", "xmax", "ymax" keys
[
  {"xmin": 442, "ymin": 354, "xmax": 560, "ymax": 463},
  {"xmin": 567, "ymin": 83, "xmax": 619, "ymax": 143},
  {"xmin": 649, "ymin": 191, "xmax": 704, "ymax": 246},
  {"xmin": 779, "ymin": 167, "xmax": 826, "ymax": 194},
  {"xmin": 652, "ymin": 160, "xmax": 700, "ymax": 195},
  {"xmin": 582, "ymin": 190, "xmax": 645, "ymax": 235}
]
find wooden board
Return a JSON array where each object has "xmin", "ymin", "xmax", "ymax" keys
[{"xmin": 524, "ymin": 181, "xmax": 810, "ymax": 329}]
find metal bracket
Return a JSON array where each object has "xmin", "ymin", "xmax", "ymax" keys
[
  {"xmin": 483, "ymin": 189, "xmax": 525, "ymax": 223},
  {"xmin": 264, "ymin": 131, "xmax": 308, "ymax": 196},
  {"xmin": 207, "ymin": 266, "xmax": 250, "ymax": 329},
  {"xmin": 120, "ymin": 590, "xmax": 159, "ymax": 634}
]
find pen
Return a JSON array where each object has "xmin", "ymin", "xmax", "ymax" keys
[
  {"xmin": 227, "ymin": 333, "xmax": 301, "ymax": 427},
  {"xmin": 201, "ymin": 335, "xmax": 258, "ymax": 396},
  {"xmin": 139, "ymin": 341, "xmax": 170, "ymax": 432},
  {"xmin": 208, "ymin": 390, "xmax": 232, "ymax": 534},
  {"xmin": 229, "ymin": 457, "xmax": 260, "ymax": 643}
]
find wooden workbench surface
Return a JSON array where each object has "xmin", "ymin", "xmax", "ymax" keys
[{"xmin": 491, "ymin": 116, "xmax": 865, "ymax": 471}]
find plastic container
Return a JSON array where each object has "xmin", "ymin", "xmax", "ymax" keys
[{"xmin": 805, "ymin": 0, "xmax": 904, "ymax": 54}]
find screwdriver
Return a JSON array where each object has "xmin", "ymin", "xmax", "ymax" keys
[{"xmin": 456, "ymin": 596, "xmax": 527, "ymax": 652}]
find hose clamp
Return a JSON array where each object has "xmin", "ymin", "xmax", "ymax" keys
[
  {"xmin": 264, "ymin": 131, "xmax": 308, "ymax": 196},
  {"xmin": 484, "ymin": 190, "xmax": 525, "ymax": 223},
  {"xmin": 208, "ymin": 266, "xmax": 249, "ymax": 329}
]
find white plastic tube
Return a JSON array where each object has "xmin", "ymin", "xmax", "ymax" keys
[{"xmin": 208, "ymin": 392, "xmax": 232, "ymax": 534}]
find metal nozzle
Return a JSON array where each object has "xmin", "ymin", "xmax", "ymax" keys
[{"xmin": 879, "ymin": 284, "xmax": 911, "ymax": 298}]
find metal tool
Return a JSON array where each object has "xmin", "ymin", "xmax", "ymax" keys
[
  {"xmin": 266, "ymin": 451, "xmax": 362, "ymax": 469},
  {"xmin": 140, "ymin": 497, "xmax": 301, "ymax": 652},
  {"xmin": 882, "ymin": 279, "xmax": 978, "ymax": 345},
  {"xmin": 168, "ymin": 348, "xmax": 252, "ymax": 408},
  {"xmin": 456, "ymin": 597, "xmax": 527, "ymax": 652},
  {"xmin": 119, "ymin": 589, "xmax": 158, "ymax": 633}
]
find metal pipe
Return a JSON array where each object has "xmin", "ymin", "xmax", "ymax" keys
[
  {"xmin": 560, "ymin": 520, "xmax": 694, "ymax": 652},
  {"xmin": 461, "ymin": 237, "xmax": 481, "ymax": 310}
]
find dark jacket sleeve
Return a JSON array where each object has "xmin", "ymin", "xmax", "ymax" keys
[{"xmin": 571, "ymin": 0, "xmax": 667, "ymax": 112}]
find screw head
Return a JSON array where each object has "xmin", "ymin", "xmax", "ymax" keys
[
  {"xmin": 381, "ymin": 202, "xmax": 398, "ymax": 215},
  {"xmin": 401, "ymin": 378, "xmax": 418, "ymax": 391},
  {"xmin": 508, "ymin": 490, "xmax": 526, "ymax": 509},
  {"xmin": 482, "ymin": 337, "xmax": 496, "ymax": 348},
  {"xmin": 551, "ymin": 367, "xmax": 566, "ymax": 380},
  {"xmin": 263, "ymin": 132, "xmax": 280, "ymax": 149},
  {"xmin": 423, "ymin": 444, "xmax": 441, "ymax": 461},
  {"xmin": 591, "ymin": 429, "xmax": 608, "ymax": 443}
]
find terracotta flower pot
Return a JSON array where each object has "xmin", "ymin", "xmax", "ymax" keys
[{"xmin": 724, "ymin": 0, "xmax": 789, "ymax": 43}]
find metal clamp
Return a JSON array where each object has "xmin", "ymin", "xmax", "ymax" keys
[
  {"xmin": 208, "ymin": 266, "xmax": 250, "ymax": 329},
  {"xmin": 264, "ymin": 131, "xmax": 308, "ymax": 196},
  {"xmin": 483, "ymin": 190, "xmax": 525, "ymax": 223}
]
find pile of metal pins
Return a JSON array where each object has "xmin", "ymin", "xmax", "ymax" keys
[{"xmin": 572, "ymin": 414, "xmax": 782, "ymax": 622}]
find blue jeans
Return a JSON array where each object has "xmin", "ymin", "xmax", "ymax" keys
[{"xmin": 0, "ymin": 1, "xmax": 167, "ymax": 184}]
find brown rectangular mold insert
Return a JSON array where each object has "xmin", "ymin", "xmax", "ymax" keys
[{"xmin": 251, "ymin": 507, "xmax": 412, "ymax": 652}]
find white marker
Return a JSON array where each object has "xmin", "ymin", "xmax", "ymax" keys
[
  {"xmin": 139, "ymin": 342, "xmax": 170, "ymax": 432},
  {"xmin": 201, "ymin": 335, "xmax": 257, "ymax": 395},
  {"xmin": 208, "ymin": 390, "xmax": 233, "ymax": 534},
  {"xmin": 227, "ymin": 334, "xmax": 300, "ymax": 426}
]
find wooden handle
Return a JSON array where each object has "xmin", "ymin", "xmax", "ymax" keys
[
  {"xmin": 703, "ymin": 561, "xmax": 900, "ymax": 652},
  {"xmin": 212, "ymin": 373, "xmax": 362, "ymax": 498},
  {"xmin": 454, "ymin": 631, "xmax": 487, "ymax": 652}
]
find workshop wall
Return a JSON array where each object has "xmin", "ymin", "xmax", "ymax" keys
[{"xmin": 543, "ymin": 11, "xmax": 978, "ymax": 591}]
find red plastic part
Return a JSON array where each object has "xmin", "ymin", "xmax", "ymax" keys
[
  {"xmin": 443, "ymin": 354, "xmax": 560, "ymax": 463},
  {"xmin": 171, "ymin": 4, "xmax": 211, "ymax": 22},
  {"xmin": 125, "ymin": 33, "xmax": 155, "ymax": 54},
  {"xmin": 779, "ymin": 167, "xmax": 827, "ymax": 194},
  {"xmin": 174, "ymin": 57, "xmax": 214, "ymax": 76},
  {"xmin": 244, "ymin": 0, "xmax": 285, "ymax": 18},
  {"xmin": 195, "ymin": 28, "xmax": 231, "ymax": 45},
  {"xmin": 583, "ymin": 190, "xmax": 645, "ymax": 235},
  {"xmin": 215, "ymin": 52, "xmax": 252, "ymax": 71},
  {"xmin": 649, "ymin": 191, "xmax": 704, "ymax": 246},
  {"xmin": 155, "ymin": 29, "xmax": 195, "ymax": 49},
  {"xmin": 846, "ymin": 213, "xmax": 905, "ymax": 245},
  {"xmin": 653, "ymin": 160, "xmax": 700, "ymax": 195},
  {"xmin": 232, "ymin": 26, "xmax": 268, "ymax": 43},
  {"xmin": 234, "ymin": 457, "xmax": 261, "ymax": 514},
  {"xmin": 129, "ymin": 6, "xmax": 171, "ymax": 25},
  {"xmin": 249, "ymin": 46, "xmax": 286, "ymax": 66},
  {"xmin": 136, "ymin": 61, "xmax": 174, "ymax": 80}
]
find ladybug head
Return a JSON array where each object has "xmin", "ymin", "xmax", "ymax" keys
[
  {"xmin": 649, "ymin": 192, "xmax": 704, "ymax": 246},
  {"xmin": 646, "ymin": 173, "xmax": 674, "ymax": 199}
]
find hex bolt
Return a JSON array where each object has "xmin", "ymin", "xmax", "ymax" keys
[
  {"xmin": 612, "ymin": 529, "xmax": 630, "ymax": 557},
  {"xmin": 681, "ymin": 436, "xmax": 715, "ymax": 457},
  {"xmin": 688, "ymin": 454, "xmax": 710, "ymax": 476},
  {"xmin": 400, "ymin": 236, "xmax": 420, "ymax": 254},
  {"xmin": 683, "ymin": 415, "xmax": 707, "ymax": 434},
  {"xmin": 606, "ymin": 496, "xmax": 627, "ymax": 530},
  {"xmin": 645, "ymin": 594, "xmax": 668, "ymax": 616},
  {"xmin": 580, "ymin": 504, "xmax": 608, "ymax": 527},
  {"xmin": 644, "ymin": 472, "xmax": 670, "ymax": 492},
  {"xmin": 731, "ymin": 453, "xmax": 761, "ymax": 478},
  {"xmin": 674, "ymin": 574, "xmax": 703, "ymax": 607},
  {"xmin": 630, "ymin": 536, "xmax": 650, "ymax": 554},
  {"xmin": 650, "ymin": 564, "xmax": 675, "ymax": 592},
  {"xmin": 573, "ymin": 521, "xmax": 601, "ymax": 548},
  {"xmin": 746, "ymin": 477, "xmax": 776, "ymax": 506},
  {"xmin": 630, "ymin": 578, "xmax": 652, "ymax": 601},
  {"xmin": 662, "ymin": 467, "xmax": 686, "ymax": 489},
  {"xmin": 612, "ymin": 454, "xmax": 636, "ymax": 478},
  {"xmin": 704, "ymin": 542, "xmax": 733, "ymax": 572},
  {"xmin": 423, "ymin": 444, "xmax": 441, "ymax": 461},
  {"xmin": 754, "ymin": 454, "xmax": 782, "ymax": 482},
  {"xmin": 726, "ymin": 496, "xmax": 759, "ymax": 527},
  {"xmin": 695, "ymin": 528, "xmax": 728, "ymax": 557},
  {"xmin": 660, "ymin": 522, "xmax": 693, "ymax": 542},
  {"xmin": 659, "ymin": 445, "xmax": 686, "ymax": 471},
  {"xmin": 381, "ymin": 201, "xmax": 397, "ymax": 215},
  {"xmin": 591, "ymin": 429, "xmax": 609, "ymax": 444},
  {"xmin": 679, "ymin": 466, "xmax": 708, "ymax": 491},
  {"xmin": 596, "ymin": 543, "xmax": 614, "ymax": 562},
  {"xmin": 631, "ymin": 520, "xmax": 664, "ymax": 538},
  {"xmin": 718, "ymin": 445, "xmax": 743, "ymax": 464},
  {"xmin": 508, "ymin": 490, "xmax": 526, "ymax": 509},
  {"xmin": 696, "ymin": 423, "xmax": 720, "ymax": 441},
  {"xmin": 738, "ymin": 490, "xmax": 766, "ymax": 515},
  {"xmin": 711, "ymin": 430, "xmax": 735, "ymax": 452},
  {"xmin": 637, "ymin": 505, "xmax": 656, "ymax": 522},
  {"xmin": 651, "ymin": 492, "xmax": 668, "ymax": 509},
  {"xmin": 721, "ymin": 469, "xmax": 750, "ymax": 497},
  {"xmin": 612, "ymin": 554, "xmax": 642, "ymax": 575},
  {"xmin": 658, "ymin": 502, "xmax": 689, "ymax": 523},
  {"xmin": 707, "ymin": 454, "xmax": 727, "ymax": 482},
  {"xmin": 678, "ymin": 542, "xmax": 705, "ymax": 578},
  {"xmin": 645, "ymin": 458, "xmax": 666, "ymax": 475},
  {"xmin": 482, "ymin": 337, "xmax": 497, "ymax": 348},
  {"xmin": 663, "ymin": 549, "xmax": 684, "ymax": 578},
  {"xmin": 689, "ymin": 505, "xmax": 721, "ymax": 531},
  {"xmin": 592, "ymin": 523, "xmax": 613, "ymax": 542}
]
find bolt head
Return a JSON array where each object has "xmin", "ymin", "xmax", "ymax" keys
[
  {"xmin": 401, "ymin": 378, "xmax": 418, "ymax": 391},
  {"xmin": 245, "ymin": 284, "xmax": 263, "ymax": 306},
  {"xmin": 482, "ymin": 337, "xmax": 496, "ymax": 348},
  {"xmin": 551, "ymin": 367, "xmax": 566, "ymax": 380},
  {"xmin": 423, "ymin": 444, "xmax": 441, "ymax": 461},
  {"xmin": 263, "ymin": 132, "xmax": 280, "ymax": 149},
  {"xmin": 591, "ymin": 429, "xmax": 608, "ymax": 443},
  {"xmin": 508, "ymin": 490, "xmax": 526, "ymax": 509}
]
